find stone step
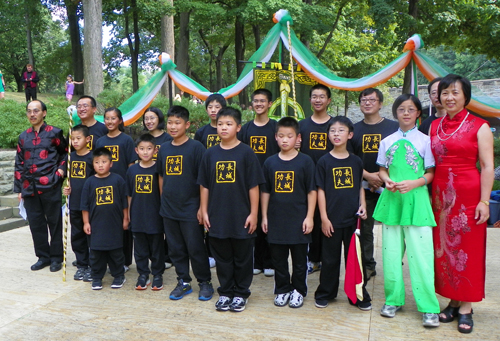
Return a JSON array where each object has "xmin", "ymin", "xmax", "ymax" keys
[
  {"xmin": 0, "ymin": 206, "xmax": 13, "ymax": 220},
  {"xmin": 0, "ymin": 217, "xmax": 28, "ymax": 233},
  {"xmin": 0, "ymin": 193, "xmax": 19, "ymax": 208}
]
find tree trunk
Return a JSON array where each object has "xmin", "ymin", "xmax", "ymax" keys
[
  {"xmin": 160, "ymin": 0, "xmax": 174, "ymax": 97},
  {"xmin": 252, "ymin": 24, "xmax": 260, "ymax": 50},
  {"xmin": 403, "ymin": 0, "xmax": 419, "ymax": 94},
  {"xmin": 82, "ymin": 0, "xmax": 104, "ymax": 98},
  {"xmin": 65, "ymin": 0, "xmax": 84, "ymax": 96},
  {"xmin": 25, "ymin": 0, "xmax": 34, "ymax": 67},
  {"xmin": 177, "ymin": 11, "xmax": 190, "ymax": 76},
  {"xmin": 124, "ymin": 0, "xmax": 140, "ymax": 93},
  {"xmin": 235, "ymin": 16, "xmax": 247, "ymax": 106}
]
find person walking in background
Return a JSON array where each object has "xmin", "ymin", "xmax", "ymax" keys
[{"xmin": 22, "ymin": 64, "xmax": 39, "ymax": 102}]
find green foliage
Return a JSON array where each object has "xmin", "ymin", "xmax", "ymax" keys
[
  {"xmin": 98, "ymin": 88, "xmax": 132, "ymax": 109},
  {"xmin": 0, "ymin": 99, "xmax": 70, "ymax": 149}
]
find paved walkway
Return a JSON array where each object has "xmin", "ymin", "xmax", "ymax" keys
[{"xmin": 0, "ymin": 225, "xmax": 498, "ymax": 340}]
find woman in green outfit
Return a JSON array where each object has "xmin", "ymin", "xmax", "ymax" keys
[{"xmin": 373, "ymin": 94, "xmax": 440, "ymax": 328}]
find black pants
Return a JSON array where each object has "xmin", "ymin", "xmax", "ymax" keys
[
  {"xmin": 70, "ymin": 210, "xmax": 90, "ymax": 268},
  {"xmin": 163, "ymin": 217, "xmax": 210, "ymax": 283},
  {"xmin": 90, "ymin": 248, "xmax": 125, "ymax": 280},
  {"xmin": 315, "ymin": 224, "xmax": 370, "ymax": 302},
  {"xmin": 123, "ymin": 230, "xmax": 133, "ymax": 266},
  {"xmin": 270, "ymin": 243, "xmax": 308, "ymax": 296},
  {"xmin": 133, "ymin": 232, "xmax": 165, "ymax": 276},
  {"xmin": 253, "ymin": 216, "xmax": 273, "ymax": 270},
  {"xmin": 23, "ymin": 185, "xmax": 63, "ymax": 263},
  {"xmin": 361, "ymin": 190, "xmax": 379, "ymax": 272},
  {"xmin": 209, "ymin": 237, "xmax": 254, "ymax": 299},
  {"xmin": 307, "ymin": 207, "xmax": 322, "ymax": 263},
  {"xmin": 25, "ymin": 87, "xmax": 37, "ymax": 102}
]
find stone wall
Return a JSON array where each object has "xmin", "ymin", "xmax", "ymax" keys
[{"xmin": 0, "ymin": 150, "xmax": 15, "ymax": 195}]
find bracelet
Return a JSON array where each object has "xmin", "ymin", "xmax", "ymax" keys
[
  {"xmin": 480, "ymin": 200, "xmax": 490, "ymax": 206},
  {"xmin": 419, "ymin": 176, "xmax": 427, "ymax": 186}
]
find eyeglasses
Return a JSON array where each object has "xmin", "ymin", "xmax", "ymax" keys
[
  {"xmin": 77, "ymin": 104, "xmax": 91, "ymax": 109},
  {"xmin": 329, "ymin": 129, "xmax": 347, "ymax": 134},
  {"xmin": 26, "ymin": 109, "xmax": 41, "ymax": 114},
  {"xmin": 360, "ymin": 98, "xmax": 379, "ymax": 104},
  {"xmin": 397, "ymin": 108, "xmax": 417, "ymax": 114}
]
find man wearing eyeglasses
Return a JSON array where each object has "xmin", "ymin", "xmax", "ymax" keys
[
  {"xmin": 418, "ymin": 78, "xmax": 445, "ymax": 135},
  {"xmin": 14, "ymin": 100, "xmax": 68, "ymax": 272},
  {"xmin": 350, "ymin": 88, "xmax": 399, "ymax": 281},
  {"xmin": 76, "ymin": 96, "xmax": 108, "ymax": 151}
]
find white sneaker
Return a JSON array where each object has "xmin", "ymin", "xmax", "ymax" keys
[
  {"xmin": 253, "ymin": 269, "xmax": 262, "ymax": 275},
  {"xmin": 209, "ymin": 257, "xmax": 216, "ymax": 268},
  {"xmin": 274, "ymin": 292, "xmax": 291, "ymax": 307},
  {"xmin": 165, "ymin": 262, "xmax": 173, "ymax": 269},
  {"xmin": 289, "ymin": 289, "xmax": 304, "ymax": 308},
  {"xmin": 264, "ymin": 269, "xmax": 275, "ymax": 277},
  {"xmin": 422, "ymin": 313, "xmax": 440, "ymax": 327}
]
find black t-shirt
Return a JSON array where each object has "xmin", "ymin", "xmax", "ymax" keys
[
  {"xmin": 126, "ymin": 163, "xmax": 163, "ymax": 234},
  {"xmin": 86, "ymin": 121, "xmax": 108, "ymax": 151},
  {"xmin": 197, "ymin": 143, "xmax": 265, "ymax": 239},
  {"xmin": 68, "ymin": 151, "xmax": 94, "ymax": 211},
  {"xmin": 315, "ymin": 153, "xmax": 363, "ymax": 228},
  {"xmin": 81, "ymin": 173, "xmax": 128, "ymax": 250},
  {"xmin": 157, "ymin": 139, "xmax": 205, "ymax": 221},
  {"xmin": 238, "ymin": 119, "xmax": 279, "ymax": 167},
  {"xmin": 152, "ymin": 132, "xmax": 172, "ymax": 161},
  {"xmin": 418, "ymin": 113, "xmax": 439, "ymax": 136},
  {"xmin": 262, "ymin": 153, "xmax": 316, "ymax": 244},
  {"xmin": 194, "ymin": 124, "xmax": 221, "ymax": 149},
  {"xmin": 350, "ymin": 118, "xmax": 399, "ymax": 173},
  {"xmin": 299, "ymin": 116, "xmax": 335, "ymax": 164},
  {"xmin": 95, "ymin": 133, "xmax": 138, "ymax": 180}
]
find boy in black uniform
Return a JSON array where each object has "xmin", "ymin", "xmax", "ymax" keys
[
  {"xmin": 158, "ymin": 106, "xmax": 214, "ymax": 301},
  {"xmin": 239, "ymin": 88, "xmax": 279, "ymax": 277},
  {"xmin": 261, "ymin": 117, "xmax": 317, "ymax": 308},
  {"xmin": 126, "ymin": 134, "xmax": 165, "ymax": 291},
  {"xmin": 194, "ymin": 94, "xmax": 226, "ymax": 149},
  {"xmin": 82, "ymin": 147, "xmax": 129, "ymax": 290},
  {"xmin": 63, "ymin": 125, "xmax": 94, "ymax": 281},
  {"xmin": 198, "ymin": 108, "xmax": 265, "ymax": 312},
  {"xmin": 299, "ymin": 84, "xmax": 335, "ymax": 274},
  {"xmin": 350, "ymin": 88, "xmax": 398, "ymax": 280},
  {"xmin": 314, "ymin": 116, "xmax": 371, "ymax": 311}
]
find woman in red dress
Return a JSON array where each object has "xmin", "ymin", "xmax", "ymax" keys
[{"xmin": 430, "ymin": 74, "xmax": 494, "ymax": 334}]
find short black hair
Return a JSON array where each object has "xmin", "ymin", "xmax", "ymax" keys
[
  {"xmin": 252, "ymin": 88, "xmax": 273, "ymax": 102},
  {"xmin": 205, "ymin": 94, "xmax": 227, "ymax": 109},
  {"xmin": 26, "ymin": 100, "xmax": 47, "ymax": 111},
  {"xmin": 216, "ymin": 107, "xmax": 242, "ymax": 125},
  {"xmin": 135, "ymin": 133, "xmax": 156, "ymax": 147},
  {"xmin": 309, "ymin": 84, "xmax": 331, "ymax": 99},
  {"xmin": 93, "ymin": 147, "xmax": 112, "ymax": 161},
  {"xmin": 358, "ymin": 88, "xmax": 383, "ymax": 104},
  {"xmin": 143, "ymin": 107, "xmax": 165, "ymax": 130},
  {"xmin": 438, "ymin": 74, "xmax": 472, "ymax": 106},
  {"xmin": 392, "ymin": 94, "xmax": 422, "ymax": 119},
  {"xmin": 104, "ymin": 107, "xmax": 125, "ymax": 132},
  {"xmin": 427, "ymin": 77, "xmax": 442, "ymax": 94},
  {"xmin": 276, "ymin": 116, "xmax": 299, "ymax": 135},
  {"xmin": 167, "ymin": 105, "xmax": 190, "ymax": 122},
  {"xmin": 328, "ymin": 116, "xmax": 354, "ymax": 133},
  {"xmin": 72, "ymin": 124, "xmax": 90, "ymax": 137},
  {"xmin": 77, "ymin": 95, "xmax": 97, "ymax": 108}
]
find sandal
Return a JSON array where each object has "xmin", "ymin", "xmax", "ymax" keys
[
  {"xmin": 457, "ymin": 310, "xmax": 474, "ymax": 334},
  {"xmin": 439, "ymin": 304, "xmax": 459, "ymax": 323}
]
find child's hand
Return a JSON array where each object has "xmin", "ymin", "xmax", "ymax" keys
[
  {"xmin": 321, "ymin": 219, "xmax": 334, "ymax": 238},
  {"xmin": 63, "ymin": 186, "xmax": 71, "ymax": 196},
  {"xmin": 357, "ymin": 205, "xmax": 367, "ymax": 220},
  {"xmin": 261, "ymin": 217, "xmax": 268, "ymax": 234},
  {"xmin": 244, "ymin": 213, "xmax": 258, "ymax": 234},
  {"xmin": 84, "ymin": 223, "xmax": 91, "ymax": 235},
  {"xmin": 385, "ymin": 179, "xmax": 397, "ymax": 192},
  {"xmin": 366, "ymin": 172, "xmax": 383, "ymax": 191},
  {"xmin": 123, "ymin": 218, "xmax": 129, "ymax": 230},
  {"xmin": 202, "ymin": 212, "xmax": 211, "ymax": 232},
  {"xmin": 395, "ymin": 180, "xmax": 416, "ymax": 194},
  {"xmin": 303, "ymin": 216, "xmax": 314, "ymax": 234},
  {"xmin": 197, "ymin": 207, "xmax": 203, "ymax": 225}
]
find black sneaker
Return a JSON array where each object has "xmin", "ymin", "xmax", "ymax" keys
[
  {"xmin": 72, "ymin": 260, "xmax": 77, "ymax": 267},
  {"xmin": 92, "ymin": 279, "xmax": 103, "ymax": 290},
  {"xmin": 198, "ymin": 281, "xmax": 214, "ymax": 301},
  {"xmin": 111, "ymin": 276, "xmax": 126, "ymax": 289},
  {"xmin": 30, "ymin": 260, "xmax": 50, "ymax": 271},
  {"xmin": 135, "ymin": 274, "xmax": 150, "ymax": 290},
  {"xmin": 215, "ymin": 296, "xmax": 232, "ymax": 311},
  {"xmin": 74, "ymin": 267, "xmax": 86, "ymax": 281},
  {"xmin": 83, "ymin": 268, "xmax": 93, "ymax": 282},
  {"xmin": 315, "ymin": 299, "xmax": 328, "ymax": 308},
  {"xmin": 229, "ymin": 297, "xmax": 247, "ymax": 312},
  {"xmin": 50, "ymin": 261, "xmax": 62, "ymax": 272},
  {"xmin": 152, "ymin": 275, "xmax": 163, "ymax": 291},
  {"xmin": 169, "ymin": 279, "xmax": 192, "ymax": 300}
]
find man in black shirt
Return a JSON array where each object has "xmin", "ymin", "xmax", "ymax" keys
[
  {"xmin": 418, "ymin": 78, "xmax": 446, "ymax": 135},
  {"xmin": 76, "ymin": 96, "xmax": 108, "ymax": 151}
]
